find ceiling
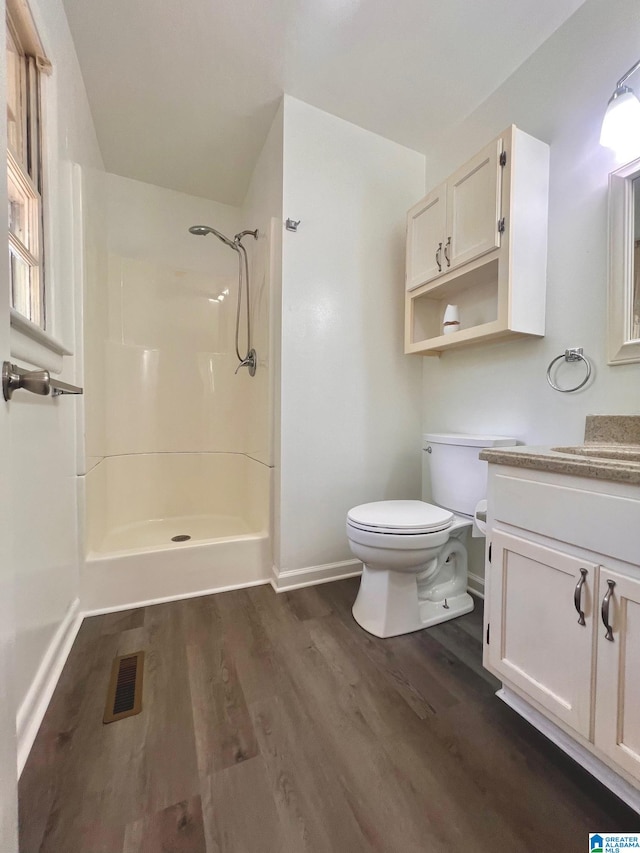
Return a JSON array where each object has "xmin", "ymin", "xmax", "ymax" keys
[{"xmin": 61, "ymin": 0, "xmax": 586, "ymax": 207}]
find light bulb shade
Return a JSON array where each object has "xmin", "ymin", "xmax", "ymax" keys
[{"xmin": 600, "ymin": 86, "xmax": 640, "ymax": 155}]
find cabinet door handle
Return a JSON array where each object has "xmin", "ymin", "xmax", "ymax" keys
[
  {"xmin": 435, "ymin": 242, "xmax": 442, "ymax": 272},
  {"xmin": 444, "ymin": 236, "xmax": 451, "ymax": 267},
  {"xmin": 574, "ymin": 568, "xmax": 587, "ymax": 626},
  {"xmin": 601, "ymin": 579, "xmax": 616, "ymax": 642}
]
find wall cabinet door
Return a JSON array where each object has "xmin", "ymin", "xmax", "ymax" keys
[
  {"xmin": 487, "ymin": 531, "xmax": 596, "ymax": 738},
  {"xmin": 595, "ymin": 568, "xmax": 640, "ymax": 784},
  {"xmin": 405, "ymin": 183, "xmax": 446, "ymax": 290},
  {"xmin": 445, "ymin": 138, "xmax": 503, "ymax": 272}
]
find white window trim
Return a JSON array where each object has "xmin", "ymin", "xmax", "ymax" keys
[
  {"xmin": 7, "ymin": 0, "xmax": 75, "ymax": 371},
  {"xmin": 10, "ymin": 308, "xmax": 71, "ymax": 373}
]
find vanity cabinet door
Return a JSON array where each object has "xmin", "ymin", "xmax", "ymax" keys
[
  {"xmin": 445, "ymin": 138, "xmax": 503, "ymax": 272},
  {"xmin": 595, "ymin": 568, "xmax": 640, "ymax": 783},
  {"xmin": 405, "ymin": 183, "xmax": 446, "ymax": 290},
  {"xmin": 487, "ymin": 531, "xmax": 596, "ymax": 739}
]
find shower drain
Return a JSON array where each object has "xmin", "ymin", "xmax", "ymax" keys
[{"xmin": 171, "ymin": 534, "xmax": 191, "ymax": 542}]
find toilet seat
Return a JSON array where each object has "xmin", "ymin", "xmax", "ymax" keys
[{"xmin": 347, "ymin": 500, "xmax": 453, "ymax": 535}]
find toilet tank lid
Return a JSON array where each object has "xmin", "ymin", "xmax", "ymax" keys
[{"xmin": 423, "ymin": 432, "xmax": 517, "ymax": 448}]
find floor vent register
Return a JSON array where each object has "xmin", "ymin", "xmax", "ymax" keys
[{"xmin": 103, "ymin": 651, "xmax": 144, "ymax": 724}]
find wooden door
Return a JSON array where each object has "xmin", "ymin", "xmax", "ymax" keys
[
  {"xmin": 595, "ymin": 568, "xmax": 640, "ymax": 783},
  {"xmin": 487, "ymin": 531, "xmax": 596, "ymax": 739},
  {"xmin": 405, "ymin": 183, "xmax": 446, "ymax": 290},
  {"xmin": 445, "ymin": 138, "xmax": 502, "ymax": 271}
]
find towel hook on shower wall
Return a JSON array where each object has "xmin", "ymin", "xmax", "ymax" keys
[{"xmin": 285, "ymin": 218, "xmax": 300, "ymax": 232}]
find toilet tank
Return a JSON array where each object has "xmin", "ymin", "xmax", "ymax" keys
[{"xmin": 423, "ymin": 433, "xmax": 517, "ymax": 516}]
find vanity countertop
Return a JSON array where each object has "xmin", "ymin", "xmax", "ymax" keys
[
  {"xmin": 479, "ymin": 444, "xmax": 640, "ymax": 485},
  {"xmin": 479, "ymin": 415, "xmax": 640, "ymax": 485}
]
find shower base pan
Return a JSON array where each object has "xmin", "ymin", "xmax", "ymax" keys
[
  {"xmin": 83, "ymin": 515, "xmax": 270, "ymax": 614},
  {"xmin": 83, "ymin": 452, "xmax": 272, "ymax": 613},
  {"xmin": 98, "ymin": 513, "xmax": 253, "ymax": 553}
]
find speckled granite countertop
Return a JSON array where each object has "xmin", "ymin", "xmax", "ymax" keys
[{"xmin": 479, "ymin": 415, "xmax": 640, "ymax": 486}]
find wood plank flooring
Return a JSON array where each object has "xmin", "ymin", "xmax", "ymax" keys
[{"xmin": 19, "ymin": 579, "xmax": 638, "ymax": 852}]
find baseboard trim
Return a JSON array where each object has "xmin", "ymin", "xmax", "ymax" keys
[
  {"xmin": 467, "ymin": 571, "xmax": 485, "ymax": 599},
  {"xmin": 271, "ymin": 559, "xmax": 362, "ymax": 592},
  {"xmin": 497, "ymin": 686, "xmax": 640, "ymax": 814},
  {"xmin": 82, "ymin": 577, "xmax": 270, "ymax": 618},
  {"xmin": 17, "ymin": 597, "xmax": 83, "ymax": 777}
]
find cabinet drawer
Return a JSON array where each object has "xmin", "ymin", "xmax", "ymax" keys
[{"xmin": 492, "ymin": 473, "xmax": 640, "ymax": 565}]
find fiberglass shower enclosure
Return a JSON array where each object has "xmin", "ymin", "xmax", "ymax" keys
[{"xmin": 82, "ymin": 173, "xmax": 272, "ymax": 611}]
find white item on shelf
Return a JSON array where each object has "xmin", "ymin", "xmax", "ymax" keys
[{"xmin": 443, "ymin": 303, "xmax": 460, "ymax": 335}]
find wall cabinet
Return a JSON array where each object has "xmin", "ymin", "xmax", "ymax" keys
[
  {"xmin": 405, "ymin": 125, "xmax": 549, "ymax": 355},
  {"xmin": 484, "ymin": 465, "xmax": 640, "ymax": 806},
  {"xmin": 406, "ymin": 138, "xmax": 503, "ymax": 290}
]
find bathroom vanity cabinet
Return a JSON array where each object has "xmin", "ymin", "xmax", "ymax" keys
[
  {"xmin": 483, "ymin": 464, "xmax": 640, "ymax": 808},
  {"xmin": 404, "ymin": 125, "xmax": 549, "ymax": 355}
]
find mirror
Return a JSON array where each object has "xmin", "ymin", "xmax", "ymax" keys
[{"xmin": 608, "ymin": 158, "xmax": 640, "ymax": 364}]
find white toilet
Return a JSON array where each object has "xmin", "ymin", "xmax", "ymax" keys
[{"xmin": 346, "ymin": 433, "xmax": 516, "ymax": 638}]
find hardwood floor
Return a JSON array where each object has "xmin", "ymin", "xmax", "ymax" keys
[{"xmin": 19, "ymin": 579, "xmax": 637, "ymax": 852}]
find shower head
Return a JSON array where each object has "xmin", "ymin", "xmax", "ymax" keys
[{"xmin": 188, "ymin": 224, "xmax": 238, "ymax": 250}]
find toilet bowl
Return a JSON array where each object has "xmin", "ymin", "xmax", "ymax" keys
[
  {"xmin": 347, "ymin": 500, "xmax": 473, "ymax": 638},
  {"xmin": 346, "ymin": 432, "xmax": 517, "ymax": 638}
]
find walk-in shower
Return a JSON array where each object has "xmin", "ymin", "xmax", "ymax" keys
[
  {"xmin": 189, "ymin": 225, "xmax": 259, "ymax": 376},
  {"xmin": 83, "ymin": 174, "xmax": 272, "ymax": 613}
]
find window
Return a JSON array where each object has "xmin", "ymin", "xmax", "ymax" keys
[{"xmin": 6, "ymin": 2, "xmax": 48, "ymax": 328}]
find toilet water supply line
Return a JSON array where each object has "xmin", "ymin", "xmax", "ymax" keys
[{"xmin": 417, "ymin": 539, "xmax": 468, "ymax": 604}]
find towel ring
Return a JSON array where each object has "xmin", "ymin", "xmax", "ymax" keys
[{"xmin": 546, "ymin": 348, "xmax": 592, "ymax": 393}]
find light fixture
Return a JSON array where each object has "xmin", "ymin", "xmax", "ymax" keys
[{"xmin": 601, "ymin": 58, "xmax": 640, "ymax": 160}]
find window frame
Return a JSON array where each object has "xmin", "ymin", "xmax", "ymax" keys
[{"xmin": 6, "ymin": 4, "xmax": 46, "ymax": 329}]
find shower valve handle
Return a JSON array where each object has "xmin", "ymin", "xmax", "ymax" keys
[{"xmin": 235, "ymin": 349, "xmax": 257, "ymax": 377}]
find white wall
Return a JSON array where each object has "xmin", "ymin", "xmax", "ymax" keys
[
  {"xmin": 9, "ymin": 0, "xmax": 103, "ymax": 767},
  {"xmin": 277, "ymin": 97, "xmax": 425, "ymax": 575},
  {"xmin": 421, "ymin": 0, "xmax": 640, "ymax": 452}
]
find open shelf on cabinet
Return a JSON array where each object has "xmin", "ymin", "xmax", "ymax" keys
[
  {"xmin": 406, "ymin": 257, "xmax": 517, "ymax": 354},
  {"xmin": 411, "ymin": 258, "xmax": 499, "ymax": 341}
]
